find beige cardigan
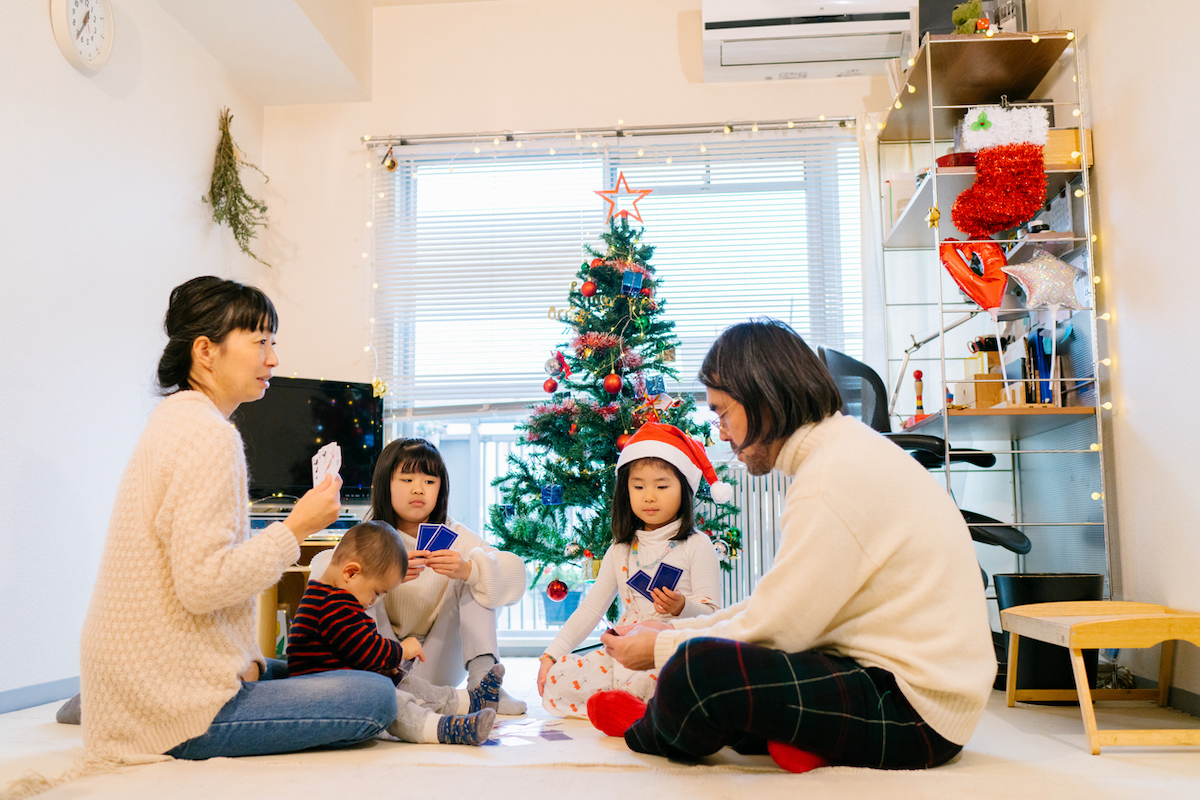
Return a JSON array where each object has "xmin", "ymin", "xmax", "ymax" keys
[{"xmin": 80, "ymin": 391, "xmax": 299, "ymax": 758}]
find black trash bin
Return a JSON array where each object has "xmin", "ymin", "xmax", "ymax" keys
[{"xmin": 993, "ymin": 573, "xmax": 1105, "ymax": 703}]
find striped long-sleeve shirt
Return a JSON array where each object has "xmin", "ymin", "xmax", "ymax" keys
[{"xmin": 287, "ymin": 581, "xmax": 403, "ymax": 680}]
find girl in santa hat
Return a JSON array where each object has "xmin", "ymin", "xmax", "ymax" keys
[{"xmin": 536, "ymin": 423, "xmax": 728, "ymax": 719}]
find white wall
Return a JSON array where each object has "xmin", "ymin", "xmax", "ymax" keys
[
  {"xmin": 1027, "ymin": 0, "xmax": 1200, "ymax": 695},
  {"xmin": 259, "ymin": 0, "xmax": 892, "ymax": 384},
  {"xmin": 0, "ymin": 0, "xmax": 265, "ymax": 693}
]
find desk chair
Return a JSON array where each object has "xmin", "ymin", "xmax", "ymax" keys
[{"xmin": 817, "ymin": 346, "xmax": 1031, "ymax": 580}]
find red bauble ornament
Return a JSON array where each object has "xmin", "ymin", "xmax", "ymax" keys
[
  {"xmin": 616, "ymin": 432, "xmax": 633, "ymax": 450},
  {"xmin": 590, "ymin": 258, "xmax": 604, "ymax": 268},
  {"xmin": 581, "ymin": 280, "xmax": 597, "ymax": 297},
  {"xmin": 543, "ymin": 378, "xmax": 558, "ymax": 393},
  {"xmin": 546, "ymin": 579, "xmax": 569, "ymax": 602},
  {"xmin": 640, "ymin": 287, "xmax": 652, "ymax": 297},
  {"xmin": 603, "ymin": 373, "xmax": 623, "ymax": 394},
  {"xmin": 569, "ymin": 423, "xmax": 578, "ymax": 435}
]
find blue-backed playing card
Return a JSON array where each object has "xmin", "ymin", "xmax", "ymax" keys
[
  {"xmin": 425, "ymin": 525, "xmax": 458, "ymax": 551},
  {"xmin": 650, "ymin": 562, "xmax": 683, "ymax": 593},
  {"xmin": 416, "ymin": 523, "xmax": 441, "ymax": 551},
  {"xmin": 626, "ymin": 569, "xmax": 655, "ymax": 602}
]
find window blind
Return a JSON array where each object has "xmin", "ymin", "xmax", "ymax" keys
[{"xmin": 371, "ymin": 127, "xmax": 862, "ymax": 414}]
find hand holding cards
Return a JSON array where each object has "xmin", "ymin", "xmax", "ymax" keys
[
  {"xmin": 312, "ymin": 442, "xmax": 342, "ymax": 486},
  {"xmin": 416, "ymin": 523, "xmax": 459, "ymax": 552},
  {"xmin": 626, "ymin": 562, "xmax": 683, "ymax": 603}
]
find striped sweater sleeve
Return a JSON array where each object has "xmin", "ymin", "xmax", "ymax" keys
[{"xmin": 288, "ymin": 582, "xmax": 404, "ymax": 678}]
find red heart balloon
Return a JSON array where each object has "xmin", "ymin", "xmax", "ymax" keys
[{"xmin": 938, "ymin": 239, "xmax": 1008, "ymax": 311}]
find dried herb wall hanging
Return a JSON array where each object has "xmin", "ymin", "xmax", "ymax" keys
[{"xmin": 202, "ymin": 107, "xmax": 270, "ymax": 266}]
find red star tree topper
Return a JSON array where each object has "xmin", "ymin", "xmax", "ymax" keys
[{"xmin": 594, "ymin": 172, "xmax": 653, "ymax": 222}]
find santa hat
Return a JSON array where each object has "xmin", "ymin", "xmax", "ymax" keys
[{"xmin": 616, "ymin": 422, "xmax": 734, "ymax": 504}]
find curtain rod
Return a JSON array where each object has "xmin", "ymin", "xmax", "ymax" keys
[{"xmin": 362, "ymin": 117, "xmax": 857, "ymax": 147}]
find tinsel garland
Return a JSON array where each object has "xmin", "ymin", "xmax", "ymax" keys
[
  {"xmin": 572, "ymin": 332, "xmax": 623, "ymax": 356},
  {"xmin": 951, "ymin": 143, "xmax": 1046, "ymax": 237}
]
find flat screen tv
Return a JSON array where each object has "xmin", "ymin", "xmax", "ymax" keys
[{"xmin": 231, "ymin": 377, "xmax": 383, "ymax": 502}]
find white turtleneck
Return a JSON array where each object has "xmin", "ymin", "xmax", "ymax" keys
[{"xmin": 543, "ymin": 519, "xmax": 722, "ymax": 662}]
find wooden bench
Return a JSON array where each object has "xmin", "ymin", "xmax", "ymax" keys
[{"xmin": 1000, "ymin": 601, "xmax": 1200, "ymax": 754}]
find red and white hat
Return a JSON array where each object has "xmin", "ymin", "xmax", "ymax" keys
[{"xmin": 616, "ymin": 422, "xmax": 734, "ymax": 504}]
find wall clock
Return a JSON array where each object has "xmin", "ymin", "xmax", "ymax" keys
[{"xmin": 50, "ymin": 0, "xmax": 115, "ymax": 75}]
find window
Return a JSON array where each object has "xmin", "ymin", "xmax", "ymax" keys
[{"xmin": 370, "ymin": 126, "xmax": 862, "ymax": 415}]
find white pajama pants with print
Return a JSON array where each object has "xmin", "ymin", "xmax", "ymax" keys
[{"xmin": 542, "ymin": 648, "xmax": 658, "ymax": 719}]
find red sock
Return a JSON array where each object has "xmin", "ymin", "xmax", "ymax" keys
[
  {"xmin": 587, "ymin": 690, "xmax": 648, "ymax": 737},
  {"xmin": 767, "ymin": 741, "xmax": 828, "ymax": 773}
]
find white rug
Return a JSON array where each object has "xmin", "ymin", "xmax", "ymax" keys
[{"xmin": 4, "ymin": 659, "xmax": 1200, "ymax": 799}]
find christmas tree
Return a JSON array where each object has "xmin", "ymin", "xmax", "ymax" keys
[{"xmin": 487, "ymin": 176, "xmax": 741, "ymax": 585}]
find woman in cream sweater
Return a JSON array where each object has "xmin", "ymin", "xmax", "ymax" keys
[{"xmin": 78, "ymin": 276, "xmax": 396, "ymax": 760}]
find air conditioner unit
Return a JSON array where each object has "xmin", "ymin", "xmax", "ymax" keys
[{"xmin": 702, "ymin": 0, "xmax": 913, "ymax": 82}]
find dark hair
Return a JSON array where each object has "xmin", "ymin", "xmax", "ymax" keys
[
  {"xmin": 698, "ymin": 319, "xmax": 842, "ymax": 453},
  {"xmin": 157, "ymin": 276, "xmax": 279, "ymax": 395},
  {"xmin": 611, "ymin": 457, "xmax": 695, "ymax": 546},
  {"xmin": 369, "ymin": 439, "xmax": 450, "ymax": 528},
  {"xmin": 330, "ymin": 520, "xmax": 408, "ymax": 578}
]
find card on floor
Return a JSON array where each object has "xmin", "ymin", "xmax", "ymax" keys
[
  {"xmin": 626, "ymin": 569, "xmax": 654, "ymax": 602},
  {"xmin": 650, "ymin": 562, "xmax": 683, "ymax": 594}
]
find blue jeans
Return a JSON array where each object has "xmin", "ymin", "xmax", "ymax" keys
[{"xmin": 166, "ymin": 660, "xmax": 396, "ymax": 760}]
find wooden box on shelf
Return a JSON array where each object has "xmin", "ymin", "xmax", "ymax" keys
[{"xmin": 1045, "ymin": 128, "xmax": 1093, "ymax": 169}]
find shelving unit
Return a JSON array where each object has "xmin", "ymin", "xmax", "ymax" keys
[{"xmin": 877, "ymin": 32, "xmax": 1112, "ymax": 595}]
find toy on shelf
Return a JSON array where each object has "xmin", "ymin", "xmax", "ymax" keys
[{"xmin": 904, "ymin": 370, "xmax": 932, "ymax": 429}]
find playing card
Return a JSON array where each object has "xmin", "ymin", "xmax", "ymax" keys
[
  {"xmin": 311, "ymin": 442, "xmax": 341, "ymax": 486},
  {"xmin": 416, "ymin": 523, "xmax": 441, "ymax": 551},
  {"xmin": 426, "ymin": 525, "xmax": 459, "ymax": 552},
  {"xmin": 626, "ymin": 569, "xmax": 654, "ymax": 602},
  {"xmin": 650, "ymin": 563, "xmax": 683, "ymax": 594}
]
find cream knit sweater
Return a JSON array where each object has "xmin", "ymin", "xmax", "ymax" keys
[
  {"xmin": 653, "ymin": 412, "xmax": 996, "ymax": 746},
  {"xmin": 80, "ymin": 391, "xmax": 300, "ymax": 758}
]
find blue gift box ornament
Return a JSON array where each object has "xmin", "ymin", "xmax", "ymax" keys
[
  {"xmin": 620, "ymin": 271, "xmax": 644, "ymax": 296},
  {"xmin": 540, "ymin": 484, "xmax": 563, "ymax": 505},
  {"xmin": 645, "ymin": 375, "xmax": 665, "ymax": 396},
  {"xmin": 499, "ymin": 504, "xmax": 516, "ymax": 519}
]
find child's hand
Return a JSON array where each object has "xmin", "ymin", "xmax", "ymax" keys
[
  {"xmin": 537, "ymin": 654, "xmax": 556, "ymax": 696},
  {"xmin": 401, "ymin": 637, "xmax": 425, "ymax": 662},
  {"xmin": 425, "ymin": 549, "xmax": 472, "ymax": 581},
  {"xmin": 404, "ymin": 552, "xmax": 429, "ymax": 582},
  {"xmin": 650, "ymin": 587, "xmax": 686, "ymax": 616}
]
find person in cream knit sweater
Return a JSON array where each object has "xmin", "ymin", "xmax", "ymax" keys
[
  {"xmin": 598, "ymin": 320, "xmax": 995, "ymax": 773},
  {"xmin": 77, "ymin": 277, "xmax": 397, "ymax": 761}
]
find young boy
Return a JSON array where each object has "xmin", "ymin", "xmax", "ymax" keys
[{"xmin": 288, "ymin": 520, "xmax": 504, "ymax": 745}]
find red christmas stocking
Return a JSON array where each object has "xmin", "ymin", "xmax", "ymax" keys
[{"xmin": 951, "ymin": 105, "xmax": 1049, "ymax": 238}]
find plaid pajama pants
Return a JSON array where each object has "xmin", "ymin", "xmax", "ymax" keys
[{"xmin": 625, "ymin": 637, "xmax": 962, "ymax": 769}]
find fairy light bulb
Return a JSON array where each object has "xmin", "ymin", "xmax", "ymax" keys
[
  {"xmin": 548, "ymin": 147, "xmax": 555, "ymax": 155},
  {"xmin": 617, "ymin": 119, "xmax": 624, "ymax": 127},
  {"xmin": 818, "ymin": 114, "xmax": 826, "ymax": 121},
  {"xmin": 365, "ymin": 162, "xmax": 371, "ymax": 168},
  {"xmin": 894, "ymin": 100, "xmax": 902, "ymax": 109},
  {"xmin": 1102, "ymin": 402, "xmax": 1113, "ymax": 410},
  {"xmin": 878, "ymin": 121, "xmax": 886, "ymax": 130},
  {"xmin": 1091, "ymin": 234, "xmax": 1098, "ymax": 242},
  {"xmin": 637, "ymin": 148, "xmax": 644, "ymax": 157},
  {"xmin": 1030, "ymin": 34, "xmax": 1040, "ymax": 43},
  {"xmin": 1074, "ymin": 188, "xmax": 1085, "ymax": 197},
  {"xmin": 474, "ymin": 146, "xmax": 481, "ymax": 153},
  {"xmin": 515, "ymin": 141, "xmax": 523, "ymax": 148},
  {"xmin": 363, "ymin": 135, "xmax": 372, "ymax": 142},
  {"xmin": 786, "ymin": 120, "xmax": 794, "ymax": 128},
  {"xmin": 1067, "ymin": 31, "xmax": 1075, "ymax": 40},
  {"xmin": 1071, "ymin": 150, "xmax": 1081, "ymax": 159},
  {"xmin": 985, "ymin": 28, "xmax": 995, "ymax": 38},
  {"xmin": 700, "ymin": 144, "xmax": 707, "ymax": 153},
  {"xmin": 493, "ymin": 137, "xmax": 501, "ymax": 145},
  {"xmin": 907, "ymin": 84, "xmax": 916, "ymax": 93},
  {"xmin": 372, "ymin": 282, "xmax": 378, "ymax": 289},
  {"xmin": 751, "ymin": 123, "xmax": 759, "ymax": 132},
  {"xmin": 575, "ymin": 132, "xmax": 582, "ymax": 140},
  {"xmin": 1092, "ymin": 492, "xmax": 1102, "ymax": 500},
  {"xmin": 361, "ymin": 252, "xmax": 369, "ymax": 259},
  {"xmin": 1093, "ymin": 275, "xmax": 1101, "ymax": 284},
  {"xmin": 666, "ymin": 156, "xmax": 673, "ymax": 164},
  {"xmin": 1090, "ymin": 443, "xmax": 1100, "ymax": 451},
  {"xmin": 1100, "ymin": 358, "xmax": 1111, "ymax": 366},
  {"xmin": 591, "ymin": 141, "xmax": 598, "ymax": 148},
  {"xmin": 723, "ymin": 125, "xmax": 732, "ymax": 134},
  {"xmin": 1073, "ymin": 108, "xmax": 1082, "ymax": 117},
  {"xmin": 1099, "ymin": 312, "xmax": 1111, "ymax": 321},
  {"xmin": 366, "ymin": 221, "xmax": 373, "ymax": 227},
  {"xmin": 378, "ymin": 192, "xmax": 385, "ymax": 198},
  {"xmin": 907, "ymin": 57, "xmax": 915, "ymax": 67},
  {"xmin": 364, "ymin": 345, "xmax": 371, "ymax": 352},
  {"xmin": 369, "ymin": 317, "xmax": 375, "ymax": 324}
]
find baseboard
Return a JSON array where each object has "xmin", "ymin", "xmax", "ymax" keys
[
  {"xmin": 0, "ymin": 676, "xmax": 79, "ymax": 714},
  {"xmin": 1133, "ymin": 674, "xmax": 1200, "ymax": 719}
]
